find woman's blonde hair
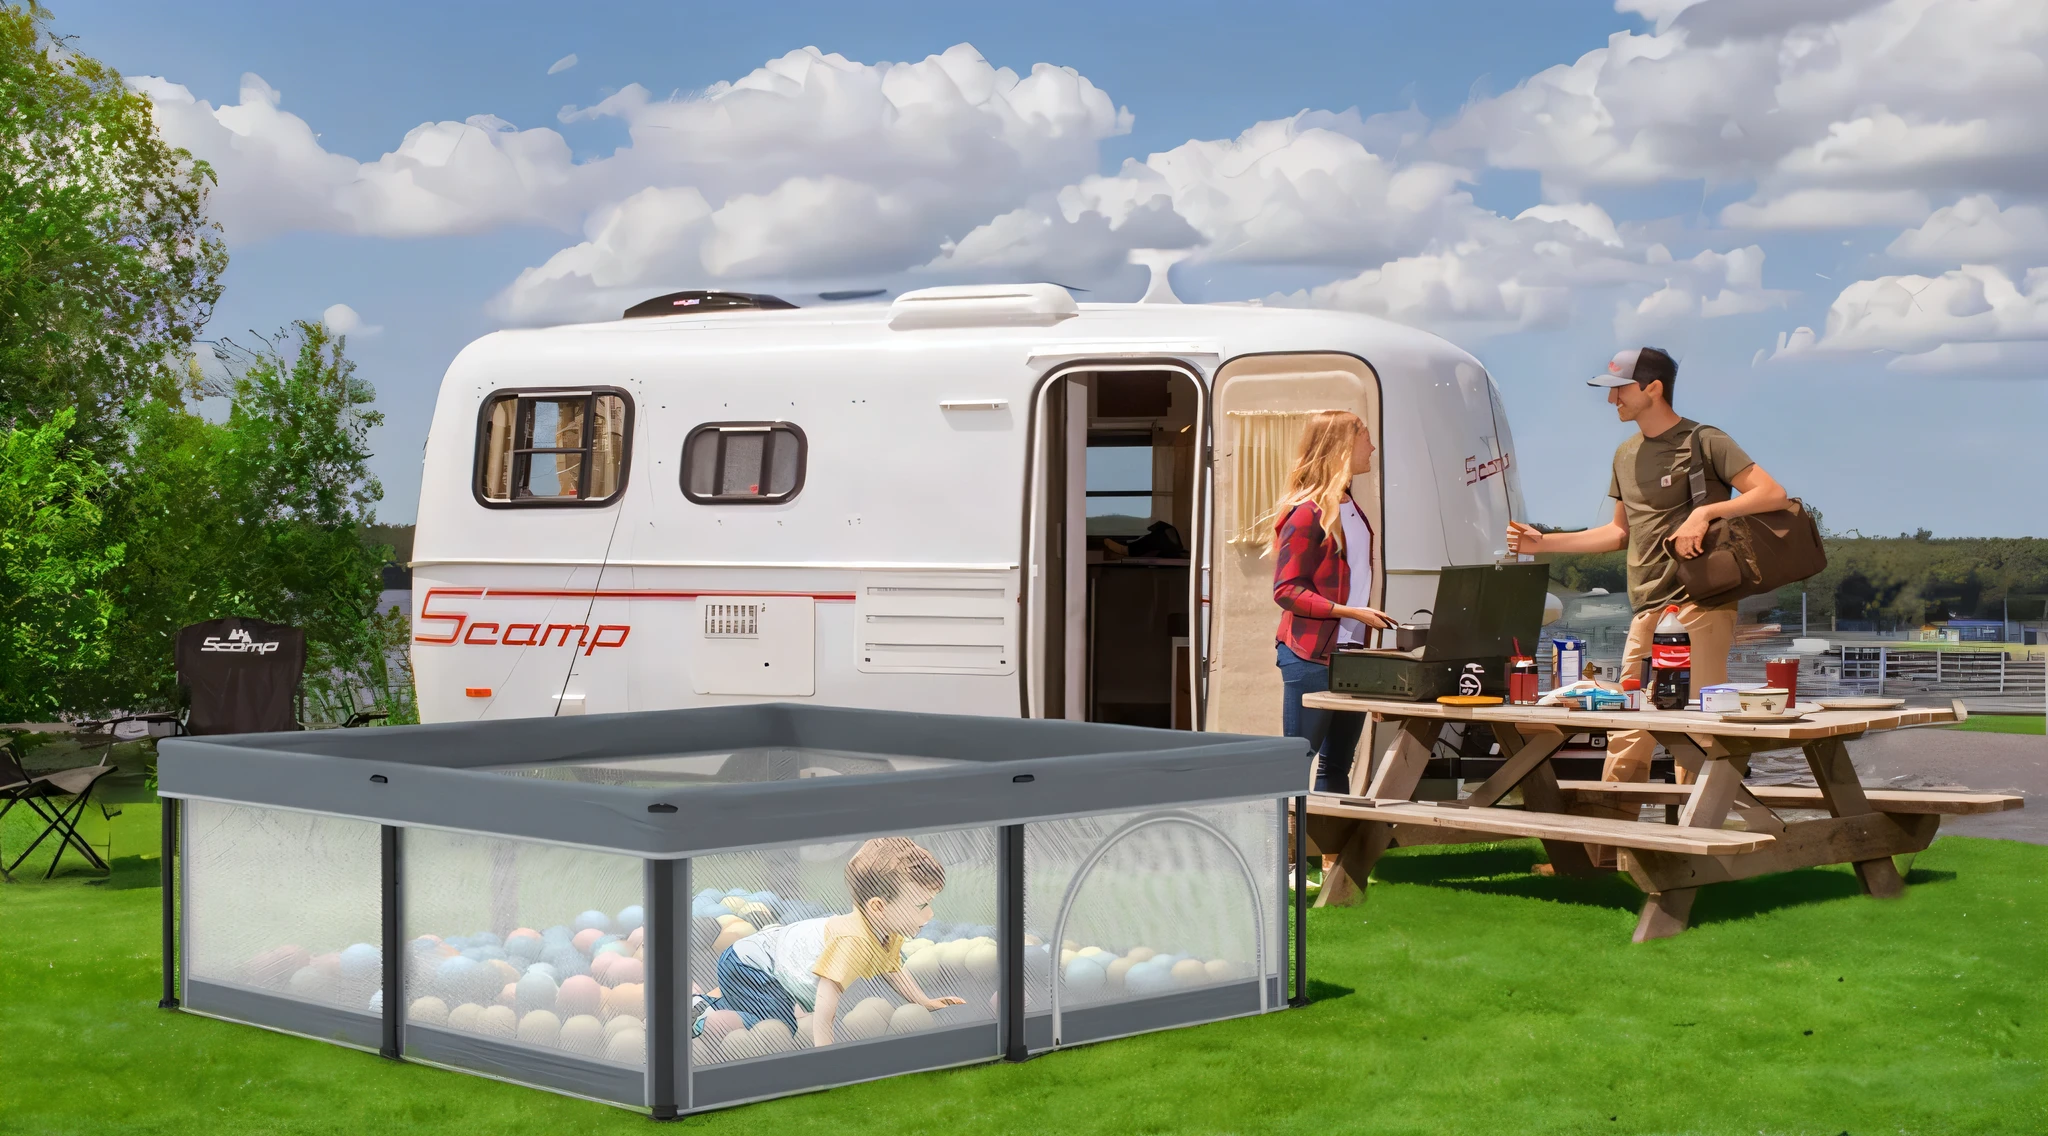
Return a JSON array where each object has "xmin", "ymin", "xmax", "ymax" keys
[{"xmin": 1267, "ymin": 410, "xmax": 1365, "ymax": 557}]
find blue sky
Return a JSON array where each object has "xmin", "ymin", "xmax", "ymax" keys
[{"xmin": 51, "ymin": 0, "xmax": 2048, "ymax": 534}]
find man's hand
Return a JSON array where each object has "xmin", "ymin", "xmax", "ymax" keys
[
  {"xmin": 1671, "ymin": 510, "xmax": 1711, "ymax": 558},
  {"xmin": 1505, "ymin": 522, "xmax": 1543, "ymax": 556}
]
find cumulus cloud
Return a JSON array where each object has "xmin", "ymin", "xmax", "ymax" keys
[
  {"xmin": 1771, "ymin": 264, "xmax": 2048, "ymax": 373},
  {"xmin": 547, "ymin": 54, "xmax": 578, "ymax": 75},
  {"xmin": 1438, "ymin": 0, "xmax": 2048, "ymax": 211},
  {"xmin": 321, "ymin": 303, "xmax": 381, "ymax": 335},
  {"xmin": 1887, "ymin": 195, "xmax": 2048, "ymax": 264}
]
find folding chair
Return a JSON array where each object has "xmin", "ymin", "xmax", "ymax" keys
[{"xmin": 0, "ymin": 742, "xmax": 117, "ymax": 881}]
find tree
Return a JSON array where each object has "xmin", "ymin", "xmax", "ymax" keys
[
  {"xmin": 75, "ymin": 322, "xmax": 393, "ymax": 717},
  {"xmin": 0, "ymin": 409, "xmax": 125, "ymax": 720},
  {"xmin": 0, "ymin": 3, "xmax": 226, "ymax": 453}
]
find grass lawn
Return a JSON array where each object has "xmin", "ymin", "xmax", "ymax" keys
[
  {"xmin": 1948, "ymin": 714, "xmax": 2045, "ymax": 736},
  {"xmin": 4, "ymin": 803, "xmax": 2042, "ymax": 1135}
]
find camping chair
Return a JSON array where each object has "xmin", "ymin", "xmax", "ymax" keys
[
  {"xmin": 174, "ymin": 618, "xmax": 307, "ymax": 735},
  {"xmin": 0, "ymin": 742, "xmax": 117, "ymax": 881}
]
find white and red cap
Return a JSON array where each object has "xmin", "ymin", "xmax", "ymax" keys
[{"xmin": 1587, "ymin": 348, "xmax": 1646, "ymax": 387}]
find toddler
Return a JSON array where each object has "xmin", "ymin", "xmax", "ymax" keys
[{"xmin": 698, "ymin": 837, "xmax": 964, "ymax": 1046}]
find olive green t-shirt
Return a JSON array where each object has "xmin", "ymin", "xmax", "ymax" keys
[{"xmin": 1608, "ymin": 419, "xmax": 1755, "ymax": 613}]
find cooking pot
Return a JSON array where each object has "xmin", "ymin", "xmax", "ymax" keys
[{"xmin": 1393, "ymin": 609, "xmax": 1431, "ymax": 651}]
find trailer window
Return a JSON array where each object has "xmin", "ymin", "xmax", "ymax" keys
[
  {"xmin": 474, "ymin": 389, "xmax": 632, "ymax": 507},
  {"xmin": 682, "ymin": 422, "xmax": 806, "ymax": 504}
]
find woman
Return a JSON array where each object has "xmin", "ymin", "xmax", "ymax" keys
[{"xmin": 1270, "ymin": 411, "xmax": 1392, "ymax": 793}]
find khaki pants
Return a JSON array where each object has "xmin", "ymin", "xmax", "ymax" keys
[{"xmin": 1604, "ymin": 604, "xmax": 1736, "ymax": 784}]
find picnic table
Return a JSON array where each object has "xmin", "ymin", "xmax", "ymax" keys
[{"xmin": 1296, "ymin": 695, "xmax": 2024, "ymax": 940}]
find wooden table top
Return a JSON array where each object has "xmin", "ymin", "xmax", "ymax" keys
[{"xmin": 1298, "ymin": 692, "xmax": 1957, "ymax": 741}]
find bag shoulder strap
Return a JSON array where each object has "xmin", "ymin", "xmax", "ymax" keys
[{"xmin": 1684, "ymin": 422, "xmax": 1710, "ymax": 508}]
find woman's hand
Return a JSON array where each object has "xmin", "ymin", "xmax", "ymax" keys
[
  {"xmin": 1335, "ymin": 605, "xmax": 1395, "ymax": 629},
  {"xmin": 1505, "ymin": 521, "xmax": 1543, "ymax": 555}
]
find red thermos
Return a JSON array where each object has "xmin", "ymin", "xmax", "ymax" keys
[{"xmin": 1509, "ymin": 656, "xmax": 1539, "ymax": 705}]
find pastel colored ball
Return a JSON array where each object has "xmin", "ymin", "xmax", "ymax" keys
[
  {"xmin": 573, "ymin": 910, "xmax": 613, "ymax": 934},
  {"xmin": 542, "ymin": 925, "xmax": 573, "ymax": 944},
  {"xmin": 1063, "ymin": 956, "xmax": 1107, "ymax": 998},
  {"xmin": 311, "ymin": 952, "xmax": 342, "ymax": 977},
  {"xmin": 700, "ymin": 1008, "xmax": 745, "ymax": 1041},
  {"xmin": 712, "ymin": 923, "xmax": 753, "ymax": 953},
  {"xmin": 964, "ymin": 941, "xmax": 999, "ymax": 984},
  {"xmin": 484, "ymin": 959, "xmax": 521, "ymax": 988},
  {"xmin": 793, "ymin": 1016, "xmax": 816, "ymax": 1048},
  {"xmin": 1123, "ymin": 946, "xmax": 1157, "ymax": 963},
  {"xmin": 246, "ymin": 945, "xmax": 310, "ymax": 988},
  {"xmin": 515, "ymin": 971, "xmax": 559, "ymax": 1015},
  {"xmin": 523, "ymin": 961, "xmax": 560, "ymax": 983},
  {"xmin": 287, "ymin": 966, "xmax": 330, "ymax": 1000},
  {"xmin": 1204, "ymin": 959, "xmax": 1238, "ymax": 983},
  {"xmin": 572, "ymin": 929, "xmax": 605, "ymax": 954},
  {"xmin": 720, "ymin": 896, "xmax": 749, "ymax": 913},
  {"xmin": 1077, "ymin": 945, "xmax": 1112, "ymax": 963},
  {"xmin": 625, "ymin": 927, "xmax": 644, "ymax": 951},
  {"xmin": 409, "ymin": 996, "xmax": 450, "ymax": 1026},
  {"xmin": 477, "ymin": 1005, "xmax": 518, "ymax": 1038},
  {"xmin": 888, "ymin": 1003, "xmax": 933, "ymax": 1034},
  {"xmin": 517, "ymin": 1009, "xmax": 561, "ymax": 1047},
  {"xmin": 594, "ymin": 940, "xmax": 629, "ymax": 959},
  {"xmin": 556, "ymin": 974, "xmax": 602, "ymax": 1018},
  {"xmin": 603, "ymin": 957, "xmax": 645, "ymax": 988},
  {"xmin": 1106, "ymin": 957, "xmax": 1136, "ymax": 990},
  {"xmin": 368, "ymin": 990, "xmax": 384, "ymax": 1015},
  {"xmin": 601, "ymin": 982, "xmax": 644, "ymax": 1021},
  {"xmin": 447, "ymin": 1002, "xmax": 483, "ymax": 1031},
  {"xmin": 938, "ymin": 940, "xmax": 972, "ymax": 970},
  {"xmin": 560, "ymin": 1014, "xmax": 606, "ymax": 1056},
  {"xmin": 606, "ymin": 1028, "xmax": 646, "ymax": 1065},
  {"xmin": 736, "ymin": 902, "xmax": 773, "ymax": 927},
  {"xmin": 505, "ymin": 933, "xmax": 544, "ymax": 961},
  {"xmin": 1171, "ymin": 959, "xmax": 1207, "ymax": 987},
  {"xmin": 589, "ymin": 953, "xmax": 617, "ymax": 984},
  {"xmin": 839, "ymin": 997, "xmax": 894, "ymax": 1041},
  {"xmin": 604, "ymin": 1014, "xmax": 643, "ymax": 1039},
  {"xmin": 724, "ymin": 887, "xmax": 749, "ymax": 898},
  {"xmin": 750, "ymin": 1018, "xmax": 795, "ymax": 1054},
  {"xmin": 905, "ymin": 947, "xmax": 942, "ymax": 985},
  {"xmin": 615, "ymin": 905, "xmax": 645, "ymax": 933},
  {"xmin": 497, "ymin": 982, "xmax": 517, "ymax": 1007}
]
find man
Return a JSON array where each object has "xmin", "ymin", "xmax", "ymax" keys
[{"xmin": 1505, "ymin": 347, "xmax": 1788, "ymax": 789}]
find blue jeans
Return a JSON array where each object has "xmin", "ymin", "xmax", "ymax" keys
[
  {"xmin": 1277, "ymin": 643, "xmax": 1367, "ymax": 794},
  {"xmin": 702, "ymin": 945, "xmax": 800, "ymax": 1031}
]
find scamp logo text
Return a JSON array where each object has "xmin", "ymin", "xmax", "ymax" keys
[
  {"xmin": 201, "ymin": 628, "xmax": 282, "ymax": 654},
  {"xmin": 1464, "ymin": 452, "xmax": 1511, "ymax": 486},
  {"xmin": 414, "ymin": 590, "xmax": 629, "ymax": 656}
]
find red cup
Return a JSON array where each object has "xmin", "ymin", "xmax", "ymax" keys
[{"xmin": 1765, "ymin": 658, "xmax": 1799, "ymax": 706}]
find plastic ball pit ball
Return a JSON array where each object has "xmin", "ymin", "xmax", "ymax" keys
[
  {"xmin": 840, "ymin": 997, "xmax": 893, "ymax": 1041},
  {"xmin": 590, "ymin": 953, "xmax": 617, "ymax": 984},
  {"xmin": 409, "ymin": 996, "xmax": 450, "ymax": 1026},
  {"xmin": 616, "ymin": 905, "xmax": 645, "ymax": 933},
  {"xmin": 1170, "ymin": 959, "xmax": 1207, "ymax": 987},
  {"xmin": 518, "ymin": 1009, "xmax": 562, "ymax": 1046},
  {"xmin": 888, "ymin": 1003, "xmax": 932, "ymax": 1034},
  {"xmin": 601, "ymin": 982, "xmax": 644, "ymax": 1020},
  {"xmin": 1062, "ymin": 955, "xmax": 1107, "ymax": 997},
  {"xmin": 604, "ymin": 1014, "xmax": 642, "ymax": 1040},
  {"xmin": 607, "ymin": 1028, "xmax": 646, "ymax": 1065},
  {"xmin": 560, "ymin": 1014, "xmax": 606, "ymax": 1056},
  {"xmin": 447, "ymin": 1002, "xmax": 482, "ymax": 1031},
  {"xmin": 751, "ymin": 1019, "xmax": 795, "ymax": 1054},
  {"xmin": 1204, "ymin": 959, "xmax": 1237, "ymax": 983},
  {"xmin": 287, "ymin": 966, "xmax": 330, "ymax": 1000},
  {"xmin": 556, "ymin": 974, "xmax": 602, "ymax": 1018},
  {"xmin": 603, "ymin": 957, "xmax": 645, "ymax": 987},
  {"xmin": 965, "ymin": 940, "xmax": 999, "ymax": 983},
  {"xmin": 477, "ymin": 1004, "xmax": 518, "ymax": 1038},
  {"xmin": 711, "ymin": 922, "xmax": 753, "ymax": 953},
  {"xmin": 515, "ymin": 971, "xmax": 559, "ymax": 1014},
  {"xmin": 505, "ymin": 933, "xmax": 543, "ymax": 962},
  {"xmin": 1106, "ymin": 957, "xmax": 1135, "ymax": 989},
  {"xmin": 904, "ymin": 947, "xmax": 942, "ymax": 984},
  {"xmin": 246, "ymin": 945, "xmax": 309, "ymax": 987},
  {"xmin": 573, "ymin": 910, "xmax": 613, "ymax": 934},
  {"xmin": 572, "ymin": 928, "xmax": 605, "ymax": 954},
  {"xmin": 701, "ymin": 1009, "xmax": 745, "ymax": 1042}
]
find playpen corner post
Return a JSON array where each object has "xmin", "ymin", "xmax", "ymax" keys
[
  {"xmin": 1291, "ymin": 794, "xmax": 1308, "ymax": 1007},
  {"xmin": 159, "ymin": 795, "xmax": 179, "ymax": 1010},
  {"xmin": 999, "ymin": 823, "xmax": 1028, "ymax": 1062},
  {"xmin": 380, "ymin": 824, "xmax": 402, "ymax": 1060},
  {"xmin": 647, "ymin": 856, "xmax": 681, "ymax": 1119}
]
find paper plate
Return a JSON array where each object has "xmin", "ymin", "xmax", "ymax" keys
[
  {"xmin": 1436, "ymin": 695, "xmax": 1504, "ymax": 706},
  {"xmin": 1813, "ymin": 697, "xmax": 1907, "ymax": 710},
  {"xmin": 1718, "ymin": 709, "xmax": 1812, "ymax": 724}
]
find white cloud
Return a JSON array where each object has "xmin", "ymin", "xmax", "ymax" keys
[
  {"xmin": 1771, "ymin": 265, "xmax": 2048, "ymax": 369},
  {"xmin": 1887, "ymin": 195, "xmax": 2048, "ymax": 264},
  {"xmin": 1719, "ymin": 187, "xmax": 1931, "ymax": 230},
  {"xmin": 547, "ymin": 54, "xmax": 578, "ymax": 75},
  {"xmin": 1439, "ymin": 0, "xmax": 2048, "ymax": 212},
  {"xmin": 321, "ymin": 303, "xmax": 380, "ymax": 336},
  {"xmin": 1881, "ymin": 340, "xmax": 2048, "ymax": 375}
]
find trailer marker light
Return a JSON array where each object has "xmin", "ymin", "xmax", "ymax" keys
[{"xmin": 465, "ymin": 687, "xmax": 492, "ymax": 698}]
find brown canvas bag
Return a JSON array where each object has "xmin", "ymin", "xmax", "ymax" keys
[{"xmin": 1663, "ymin": 429, "xmax": 1827, "ymax": 606}]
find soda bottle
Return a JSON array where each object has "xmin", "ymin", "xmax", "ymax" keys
[{"xmin": 1649, "ymin": 605, "xmax": 1691, "ymax": 711}]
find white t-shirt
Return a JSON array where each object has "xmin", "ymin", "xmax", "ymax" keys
[
  {"xmin": 1334, "ymin": 499, "xmax": 1375, "ymax": 647},
  {"xmin": 730, "ymin": 916, "xmax": 832, "ymax": 1010}
]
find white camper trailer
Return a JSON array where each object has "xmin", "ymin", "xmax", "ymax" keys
[{"xmin": 410, "ymin": 284, "xmax": 1526, "ymax": 735}]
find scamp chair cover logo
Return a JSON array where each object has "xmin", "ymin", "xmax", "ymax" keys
[
  {"xmin": 174, "ymin": 617, "xmax": 308, "ymax": 735},
  {"xmin": 199, "ymin": 626, "xmax": 284, "ymax": 654}
]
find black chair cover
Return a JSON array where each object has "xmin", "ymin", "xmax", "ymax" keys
[{"xmin": 174, "ymin": 618, "xmax": 308, "ymax": 736}]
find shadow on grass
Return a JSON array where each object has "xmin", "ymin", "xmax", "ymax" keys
[{"xmin": 1305, "ymin": 978, "xmax": 1355, "ymax": 1003}]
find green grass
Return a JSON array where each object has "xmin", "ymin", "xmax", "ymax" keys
[
  {"xmin": 1948, "ymin": 714, "xmax": 2046, "ymax": 736},
  {"xmin": 3, "ymin": 812, "xmax": 2043, "ymax": 1135}
]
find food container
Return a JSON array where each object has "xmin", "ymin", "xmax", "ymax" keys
[
  {"xmin": 1697, "ymin": 684, "xmax": 1744, "ymax": 713},
  {"xmin": 1509, "ymin": 656, "xmax": 1539, "ymax": 705},
  {"xmin": 1551, "ymin": 637, "xmax": 1585, "ymax": 687},
  {"xmin": 1738, "ymin": 687, "xmax": 1791, "ymax": 714},
  {"xmin": 1394, "ymin": 610, "xmax": 1432, "ymax": 651}
]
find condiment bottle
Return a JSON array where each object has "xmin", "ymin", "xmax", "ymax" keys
[
  {"xmin": 1509, "ymin": 656, "xmax": 1538, "ymax": 705},
  {"xmin": 1620, "ymin": 675, "xmax": 1644, "ymax": 711}
]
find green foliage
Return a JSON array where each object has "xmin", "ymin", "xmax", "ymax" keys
[
  {"xmin": 75, "ymin": 322, "xmax": 393, "ymax": 719},
  {"xmin": 0, "ymin": 409, "xmax": 125, "ymax": 719},
  {"xmin": 0, "ymin": 3, "xmax": 226, "ymax": 454}
]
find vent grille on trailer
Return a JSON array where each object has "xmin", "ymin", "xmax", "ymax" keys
[{"xmin": 703, "ymin": 602, "xmax": 760, "ymax": 638}]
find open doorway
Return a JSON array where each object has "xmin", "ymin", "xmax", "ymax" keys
[{"xmin": 1030, "ymin": 367, "xmax": 1203, "ymax": 728}]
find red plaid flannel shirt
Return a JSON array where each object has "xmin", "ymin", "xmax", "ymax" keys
[{"xmin": 1272, "ymin": 499, "xmax": 1367, "ymax": 664}]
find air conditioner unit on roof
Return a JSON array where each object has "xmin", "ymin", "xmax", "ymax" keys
[{"xmin": 887, "ymin": 283, "xmax": 1079, "ymax": 330}]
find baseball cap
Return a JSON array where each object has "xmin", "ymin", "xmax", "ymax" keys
[{"xmin": 1587, "ymin": 348, "xmax": 1646, "ymax": 387}]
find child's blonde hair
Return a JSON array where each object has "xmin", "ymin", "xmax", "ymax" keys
[
  {"xmin": 1267, "ymin": 410, "xmax": 1366, "ymax": 557},
  {"xmin": 845, "ymin": 837, "xmax": 946, "ymax": 905}
]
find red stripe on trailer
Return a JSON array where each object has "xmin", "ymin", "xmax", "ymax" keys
[{"xmin": 412, "ymin": 586, "xmax": 855, "ymax": 646}]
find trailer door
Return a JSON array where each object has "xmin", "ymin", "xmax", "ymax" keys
[{"xmin": 1204, "ymin": 354, "xmax": 1383, "ymax": 736}]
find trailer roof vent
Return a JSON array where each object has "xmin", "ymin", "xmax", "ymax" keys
[
  {"xmin": 887, "ymin": 283, "xmax": 1079, "ymax": 331},
  {"xmin": 622, "ymin": 290, "xmax": 798, "ymax": 319}
]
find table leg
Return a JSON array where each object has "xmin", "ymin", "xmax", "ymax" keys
[
  {"xmin": 1317, "ymin": 717, "xmax": 1438, "ymax": 908},
  {"xmin": 1629, "ymin": 753, "xmax": 1747, "ymax": 941},
  {"xmin": 1804, "ymin": 736, "xmax": 1905, "ymax": 899}
]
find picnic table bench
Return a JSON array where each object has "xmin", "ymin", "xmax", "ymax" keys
[{"xmin": 1297, "ymin": 695, "xmax": 2025, "ymax": 941}]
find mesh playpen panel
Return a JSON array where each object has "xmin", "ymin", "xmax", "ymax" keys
[
  {"xmin": 184, "ymin": 800, "xmax": 383, "ymax": 1018},
  {"xmin": 399, "ymin": 828, "xmax": 648, "ymax": 1087},
  {"xmin": 1023, "ymin": 799, "xmax": 1283, "ymax": 1045},
  {"xmin": 686, "ymin": 827, "xmax": 1000, "ymax": 1070}
]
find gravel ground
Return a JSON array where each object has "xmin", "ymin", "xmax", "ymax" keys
[{"xmin": 1748, "ymin": 727, "xmax": 2045, "ymax": 844}]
